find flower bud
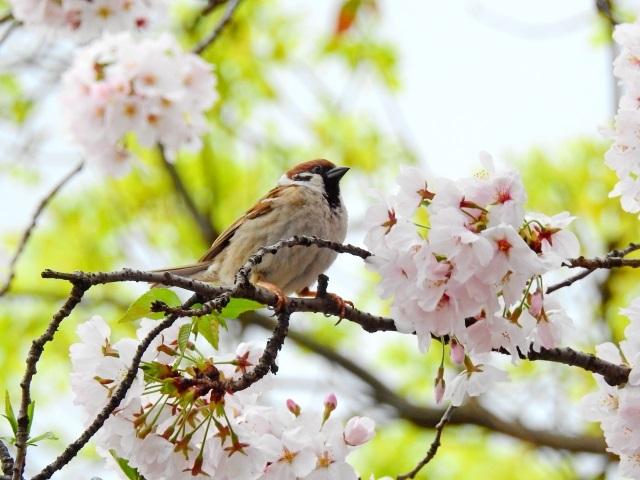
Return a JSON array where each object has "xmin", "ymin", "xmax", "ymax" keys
[
  {"xmin": 286, "ymin": 398, "xmax": 301, "ymax": 416},
  {"xmin": 450, "ymin": 340, "xmax": 465, "ymax": 365},
  {"xmin": 343, "ymin": 416, "xmax": 376, "ymax": 446},
  {"xmin": 322, "ymin": 393, "xmax": 338, "ymax": 423},
  {"xmin": 529, "ymin": 290, "xmax": 544, "ymax": 318}
]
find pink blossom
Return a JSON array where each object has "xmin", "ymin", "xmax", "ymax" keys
[{"xmin": 343, "ymin": 417, "xmax": 376, "ymax": 446}]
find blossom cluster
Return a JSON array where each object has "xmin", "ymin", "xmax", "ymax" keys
[
  {"xmin": 70, "ymin": 316, "xmax": 375, "ymax": 479},
  {"xmin": 364, "ymin": 158, "xmax": 578, "ymax": 405},
  {"xmin": 605, "ymin": 20, "xmax": 640, "ymax": 214},
  {"xmin": 9, "ymin": 0, "xmax": 165, "ymax": 39},
  {"xmin": 61, "ymin": 33, "xmax": 217, "ymax": 170},
  {"xmin": 582, "ymin": 297, "xmax": 640, "ymax": 478}
]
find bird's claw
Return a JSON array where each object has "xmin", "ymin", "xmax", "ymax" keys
[
  {"xmin": 297, "ymin": 287, "xmax": 352, "ymax": 320},
  {"xmin": 256, "ymin": 280, "xmax": 287, "ymax": 313},
  {"xmin": 327, "ymin": 293, "xmax": 353, "ymax": 320}
]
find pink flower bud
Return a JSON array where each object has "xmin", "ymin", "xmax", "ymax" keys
[
  {"xmin": 450, "ymin": 340, "xmax": 465, "ymax": 365},
  {"xmin": 529, "ymin": 290, "xmax": 544, "ymax": 318},
  {"xmin": 324, "ymin": 393, "xmax": 337, "ymax": 411},
  {"xmin": 343, "ymin": 416, "xmax": 376, "ymax": 446},
  {"xmin": 322, "ymin": 393, "xmax": 338, "ymax": 424},
  {"xmin": 286, "ymin": 398, "xmax": 301, "ymax": 416}
]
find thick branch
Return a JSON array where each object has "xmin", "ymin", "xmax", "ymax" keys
[
  {"xmin": 13, "ymin": 282, "xmax": 88, "ymax": 480},
  {"xmin": 193, "ymin": 0, "xmax": 242, "ymax": 54},
  {"xmin": 243, "ymin": 312, "xmax": 608, "ymax": 454},
  {"xmin": 42, "ymin": 266, "xmax": 631, "ymax": 388},
  {"xmin": 397, "ymin": 405, "xmax": 456, "ymax": 480},
  {"xmin": 158, "ymin": 145, "xmax": 216, "ymax": 244},
  {"xmin": 30, "ymin": 295, "xmax": 199, "ymax": 480},
  {"xmin": 0, "ymin": 162, "xmax": 83, "ymax": 297}
]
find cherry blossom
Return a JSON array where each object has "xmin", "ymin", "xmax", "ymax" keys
[
  {"xmin": 606, "ymin": 19, "xmax": 640, "ymax": 216},
  {"xmin": 364, "ymin": 160, "xmax": 579, "ymax": 406},
  {"xmin": 9, "ymin": 0, "xmax": 165, "ymax": 39},
  {"xmin": 69, "ymin": 317, "xmax": 375, "ymax": 479},
  {"xmin": 580, "ymin": 300, "xmax": 640, "ymax": 478},
  {"xmin": 61, "ymin": 33, "xmax": 217, "ymax": 172}
]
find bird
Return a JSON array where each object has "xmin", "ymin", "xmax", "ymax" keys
[{"xmin": 155, "ymin": 159, "xmax": 350, "ymax": 312}]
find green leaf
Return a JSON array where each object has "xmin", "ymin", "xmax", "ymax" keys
[
  {"xmin": 110, "ymin": 450, "xmax": 142, "ymax": 480},
  {"xmin": 2, "ymin": 391, "xmax": 17, "ymax": 435},
  {"xmin": 26, "ymin": 400, "xmax": 35, "ymax": 435},
  {"xmin": 177, "ymin": 323, "xmax": 192, "ymax": 354},
  {"xmin": 196, "ymin": 314, "xmax": 220, "ymax": 350},
  {"xmin": 219, "ymin": 299, "xmax": 263, "ymax": 320},
  {"xmin": 119, "ymin": 288, "xmax": 181, "ymax": 323},
  {"xmin": 26, "ymin": 431, "xmax": 58, "ymax": 446}
]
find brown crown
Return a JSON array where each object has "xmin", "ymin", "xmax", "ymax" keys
[{"xmin": 285, "ymin": 159, "xmax": 336, "ymax": 178}]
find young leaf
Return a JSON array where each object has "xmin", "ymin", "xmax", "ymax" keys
[
  {"xmin": 110, "ymin": 450, "xmax": 142, "ymax": 480},
  {"xmin": 177, "ymin": 322, "xmax": 192, "ymax": 355},
  {"xmin": 26, "ymin": 431, "xmax": 58, "ymax": 446},
  {"xmin": 119, "ymin": 288, "xmax": 181, "ymax": 323},
  {"xmin": 196, "ymin": 314, "xmax": 220, "ymax": 350},
  {"xmin": 219, "ymin": 299, "xmax": 263, "ymax": 320},
  {"xmin": 3, "ymin": 391, "xmax": 17, "ymax": 436},
  {"xmin": 26, "ymin": 400, "xmax": 35, "ymax": 435}
]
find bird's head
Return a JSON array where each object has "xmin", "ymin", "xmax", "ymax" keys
[{"xmin": 278, "ymin": 159, "xmax": 349, "ymax": 208}]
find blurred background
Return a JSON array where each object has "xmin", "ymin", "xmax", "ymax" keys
[{"xmin": 1, "ymin": 0, "xmax": 639, "ymax": 478}]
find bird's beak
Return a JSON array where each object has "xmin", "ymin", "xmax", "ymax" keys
[{"xmin": 326, "ymin": 166, "xmax": 350, "ymax": 181}]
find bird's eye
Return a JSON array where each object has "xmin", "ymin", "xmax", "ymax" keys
[{"xmin": 311, "ymin": 166, "xmax": 322, "ymax": 174}]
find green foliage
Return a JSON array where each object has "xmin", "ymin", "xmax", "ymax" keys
[
  {"xmin": 0, "ymin": 74, "xmax": 33, "ymax": 125},
  {"xmin": 195, "ymin": 314, "xmax": 220, "ymax": 350},
  {"xmin": 119, "ymin": 288, "xmax": 182, "ymax": 323},
  {"xmin": 352, "ymin": 420, "xmax": 574, "ymax": 480},
  {"xmin": 219, "ymin": 298, "xmax": 262, "ymax": 320},
  {"xmin": 110, "ymin": 450, "xmax": 142, "ymax": 480}
]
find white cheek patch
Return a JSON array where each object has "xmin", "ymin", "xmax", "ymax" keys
[{"xmin": 277, "ymin": 173, "xmax": 325, "ymax": 194}]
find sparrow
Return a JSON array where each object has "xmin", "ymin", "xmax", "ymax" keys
[{"xmin": 155, "ymin": 159, "xmax": 350, "ymax": 310}]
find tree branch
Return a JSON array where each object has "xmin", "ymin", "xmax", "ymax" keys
[
  {"xmin": 0, "ymin": 162, "xmax": 83, "ymax": 297},
  {"xmin": 158, "ymin": 145, "xmax": 216, "ymax": 244},
  {"xmin": 547, "ymin": 242, "xmax": 640, "ymax": 294},
  {"xmin": 12, "ymin": 282, "xmax": 88, "ymax": 480},
  {"xmin": 397, "ymin": 405, "xmax": 456, "ymax": 480},
  {"xmin": 193, "ymin": 0, "xmax": 242, "ymax": 55},
  {"xmin": 243, "ymin": 312, "xmax": 608, "ymax": 454},
  {"xmin": 40, "ymin": 235, "xmax": 632, "ymax": 390}
]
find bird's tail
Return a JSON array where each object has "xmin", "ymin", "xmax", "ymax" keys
[{"xmin": 150, "ymin": 262, "xmax": 211, "ymax": 288}]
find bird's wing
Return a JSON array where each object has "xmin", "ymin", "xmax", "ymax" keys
[
  {"xmin": 151, "ymin": 185, "xmax": 294, "ymax": 281},
  {"xmin": 198, "ymin": 185, "xmax": 291, "ymax": 262}
]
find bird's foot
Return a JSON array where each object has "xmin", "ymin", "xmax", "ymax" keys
[
  {"xmin": 297, "ymin": 287, "xmax": 353, "ymax": 320},
  {"xmin": 256, "ymin": 280, "xmax": 287, "ymax": 312}
]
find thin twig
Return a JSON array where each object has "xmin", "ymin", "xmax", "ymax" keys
[
  {"xmin": 158, "ymin": 145, "xmax": 216, "ymax": 244},
  {"xmin": 547, "ymin": 242, "xmax": 640, "ymax": 294},
  {"xmin": 193, "ymin": 0, "xmax": 242, "ymax": 55},
  {"xmin": 13, "ymin": 282, "xmax": 88, "ymax": 480},
  {"xmin": 397, "ymin": 405, "xmax": 456, "ymax": 480},
  {"xmin": 29, "ymin": 295, "xmax": 199, "ymax": 480},
  {"xmin": 0, "ymin": 440, "xmax": 14, "ymax": 477},
  {"xmin": 0, "ymin": 162, "xmax": 83, "ymax": 297}
]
